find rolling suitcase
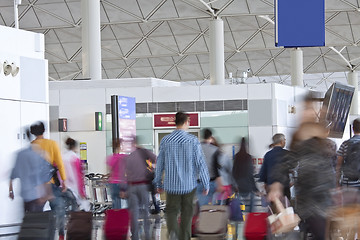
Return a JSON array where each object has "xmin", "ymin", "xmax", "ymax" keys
[
  {"xmin": 66, "ymin": 211, "xmax": 92, "ymax": 240},
  {"xmin": 18, "ymin": 211, "xmax": 55, "ymax": 240},
  {"xmin": 244, "ymin": 212, "xmax": 268, "ymax": 240},
  {"xmin": 197, "ymin": 204, "xmax": 230, "ymax": 240},
  {"xmin": 104, "ymin": 209, "xmax": 130, "ymax": 240}
]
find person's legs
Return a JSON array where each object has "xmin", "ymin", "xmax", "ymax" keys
[
  {"xmin": 239, "ymin": 192, "xmax": 254, "ymax": 213},
  {"xmin": 110, "ymin": 183, "xmax": 121, "ymax": 209},
  {"xmin": 139, "ymin": 184, "xmax": 151, "ymax": 240},
  {"xmin": 179, "ymin": 189, "xmax": 196, "ymax": 240},
  {"xmin": 128, "ymin": 185, "xmax": 140, "ymax": 240},
  {"xmin": 62, "ymin": 189, "xmax": 78, "ymax": 211},
  {"xmin": 151, "ymin": 184, "xmax": 160, "ymax": 213},
  {"xmin": 166, "ymin": 192, "xmax": 181, "ymax": 239},
  {"xmin": 249, "ymin": 192, "xmax": 255, "ymax": 213},
  {"xmin": 49, "ymin": 184, "xmax": 65, "ymax": 237}
]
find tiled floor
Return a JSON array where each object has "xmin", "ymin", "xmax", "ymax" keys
[{"xmin": 88, "ymin": 213, "xmax": 247, "ymax": 240}]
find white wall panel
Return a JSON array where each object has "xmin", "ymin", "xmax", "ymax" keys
[
  {"xmin": 59, "ymin": 104, "xmax": 105, "ymax": 132},
  {"xmin": 20, "ymin": 102, "xmax": 49, "ymax": 140},
  {"xmin": 273, "ymin": 84, "xmax": 295, "ymax": 101},
  {"xmin": 0, "ymin": 100, "xmax": 22, "ymax": 225},
  {"xmin": 0, "ymin": 26, "xmax": 44, "ymax": 59},
  {"xmin": 59, "ymin": 89, "xmax": 105, "ymax": 106},
  {"xmin": 59, "ymin": 131, "xmax": 107, "ymax": 174},
  {"xmin": 0, "ymin": 54, "xmax": 21, "ymax": 100},
  {"xmin": 200, "ymin": 85, "xmax": 247, "ymax": 100},
  {"xmin": 105, "ymin": 87, "xmax": 152, "ymax": 103},
  {"xmin": 248, "ymin": 126, "xmax": 273, "ymax": 159},
  {"xmin": 248, "ymin": 83, "xmax": 272, "ymax": 100},
  {"xmin": 273, "ymin": 99, "xmax": 288, "ymax": 127},
  {"xmin": 20, "ymin": 57, "xmax": 47, "ymax": 103},
  {"xmin": 50, "ymin": 132, "xmax": 61, "ymax": 147},
  {"xmin": 49, "ymin": 90, "xmax": 60, "ymax": 106},
  {"xmin": 153, "ymin": 86, "xmax": 200, "ymax": 102},
  {"xmin": 294, "ymin": 86, "xmax": 308, "ymax": 102}
]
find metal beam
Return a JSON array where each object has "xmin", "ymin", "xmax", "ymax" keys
[
  {"xmin": 253, "ymin": 49, "xmax": 286, "ymax": 76},
  {"xmin": 144, "ymin": 0, "xmax": 168, "ymax": 21},
  {"xmin": 124, "ymin": 21, "xmax": 164, "ymax": 58},
  {"xmin": 102, "ymin": 0, "xmax": 144, "ymax": 21},
  {"xmin": 117, "ymin": 59, "xmax": 140, "ymax": 78},
  {"xmin": 32, "ymin": 5, "xmax": 76, "ymax": 26},
  {"xmin": 161, "ymin": 55, "xmax": 188, "ymax": 78}
]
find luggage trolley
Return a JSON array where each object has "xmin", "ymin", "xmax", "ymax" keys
[{"xmin": 85, "ymin": 173, "xmax": 112, "ymax": 215}]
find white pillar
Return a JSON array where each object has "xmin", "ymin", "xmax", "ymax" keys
[
  {"xmin": 209, "ymin": 18, "xmax": 225, "ymax": 85},
  {"xmin": 291, "ymin": 48, "xmax": 303, "ymax": 87},
  {"xmin": 14, "ymin": 0, "xmax": 19, "ymax": 29},
  {"xmin": 81, "ymin": 0, "xmax": 102, "ymax": 80},
  {"xmin": 348, "ymin": 71, "xmax": 359, "ymax": 115}
]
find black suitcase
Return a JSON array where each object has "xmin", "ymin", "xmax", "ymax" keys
[
  {"xmin": 18, "ymin": 211, "xmax": 55, "ymax": 240},
  {"xmin": 66, "ymin": 211, "xmax": 93, "ymax": 240}
]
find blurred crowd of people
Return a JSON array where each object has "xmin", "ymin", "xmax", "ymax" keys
[
  {"xmin": 8, "ymin": 110, "xmax": 360, "ymax": 240},
  {"xmin": 9, "ymin": 122, "xmax": 87, "ymax": 240}
]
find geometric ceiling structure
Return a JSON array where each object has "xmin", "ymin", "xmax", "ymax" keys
[{"xmin": 1, "ymin": 0, "xmax": 359, "ymax": 92}]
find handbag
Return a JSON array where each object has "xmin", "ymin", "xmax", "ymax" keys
[{"xmin": 267, "ymin": 198, "xmax": 300, "ymax": 234}]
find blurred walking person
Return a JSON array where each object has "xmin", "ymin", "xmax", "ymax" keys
[
  {"xmin": 30, "ymin": 121, "xmax": 67, "ymax": 240},
  {"xmin": 268, "ymin": 122, "xmax": 335, "ymax": 240},
  {"xmin": 197, "ymin": 128, "xmax": 223, "ymax": 206},
  {"xmin": 106, "ymin": 138, "xmax": 127, "ymax": 209},
  {"xmin": 62, "ymin": 137, "xmax": 88, "ymax": 210},
  {"xmin": 9, "ymin": 129, "xmax": 54, "ymax": 212},
  {"xmin": 232, "ymin": 137, "xmax": 259, "ymax": 213},
  {"xmin": 153, "ymin": 112, "xmax": 209, "ymax": 240},
  {"xmin": 124, "ymin": 137, "xmax": 156, "ymax": 240}
]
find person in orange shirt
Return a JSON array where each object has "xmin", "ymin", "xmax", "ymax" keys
[{"xmin": 30, "ymin": 121, "xmax": 67, "ymax": 240}]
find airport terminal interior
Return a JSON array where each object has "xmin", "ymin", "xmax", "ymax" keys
[{"xmin": 0, "ymin": 0, "xmax": 360, "ymax": 239}]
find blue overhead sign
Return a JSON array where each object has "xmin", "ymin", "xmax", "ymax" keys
[
  {"xmin": 275, "ymin": 0, "xmax": 325, "ymax": 47},
  {"xmin": 118, "ymin": 96, "xmax": 136, "ymax": 120}
]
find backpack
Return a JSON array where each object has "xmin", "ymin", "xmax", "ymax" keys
[{"xmin": 343, "ymin": 140, "xmax": 360, "ymax": 180}]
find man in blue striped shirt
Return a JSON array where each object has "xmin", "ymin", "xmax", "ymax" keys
[{"xmin": 153, "ymin": 112, "xmax": 209, "ymax": 240}]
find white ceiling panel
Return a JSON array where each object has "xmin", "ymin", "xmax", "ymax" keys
[{"xmin": 0, "ymin": 0, "xmax": 356, "ymax": 90}]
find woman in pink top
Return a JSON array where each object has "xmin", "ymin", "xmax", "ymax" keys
[{"xmin": 106, "ymin": 138, "xmax": 127, "ymax": 209}]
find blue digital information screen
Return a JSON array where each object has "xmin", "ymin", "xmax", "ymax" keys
[{"xmin": 275, "ymin": 0, "xmax": 325, "ymax": 47}]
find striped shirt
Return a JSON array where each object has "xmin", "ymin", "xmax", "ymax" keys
[
  {"xmin": 337, "ymin": 135, "xmax": 360, "ymax": 159},
  {"xmin": 153, "ymin": 129, "xmax": 210, "ymax": 194}
]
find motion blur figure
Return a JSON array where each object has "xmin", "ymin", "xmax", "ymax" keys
[
  {"xmin": 62, "ymin": 137, "xmax": 88, "ymax": 211},
  {"xmin": 210, "ymin": 136, "xmax": 235, "ymax": 201},
  {"xmin": 30, "ymin": 121, "xmax": 67, "ymax": 240},
  {"xmin": 268, "ymin": 122, "xmax": 335, "ymax": 240},
  {"xmin": 197, "ymin": 128, "xmax": 223, "ymax": 206},
  {"xmin": 106, "ymin": 138, "xmax": 127, "ymax": 209},
  {"xmin": 232, "ymin": 137, "xmax": 259, "ymax": 213},
  {"xmin": 124, "ymin": 137, "xmax": 156, "ymax": 240},
  {"xmin": 9, "ymin": 129, "xmax": 54, "ymax": 212}
]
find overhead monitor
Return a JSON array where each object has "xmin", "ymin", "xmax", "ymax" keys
[{"xmin": 320, "ymin": 82, "xmax": 354, "ymax": 138}]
